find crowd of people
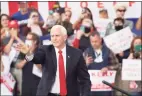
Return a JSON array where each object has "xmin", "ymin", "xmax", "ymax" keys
[{"xmin": 0, "ymin": 1, "xmax": 142, "ymax": 96}]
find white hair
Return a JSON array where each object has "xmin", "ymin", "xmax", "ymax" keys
[
  {"xmin": 114, "ymin": 3, "xmax": 128, "ymax": 11},
  {"xmin": 50, "ymin": 25, "xmax": 67, "ymax": 35}
]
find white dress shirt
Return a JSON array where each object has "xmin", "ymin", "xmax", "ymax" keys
[
  {"xmin": 94, "ymin": 49, "xmax": 103, "ymax": 63},
  {"xmin": 50, "ymin": 46, "xmax": 66, "ymax": 93}
]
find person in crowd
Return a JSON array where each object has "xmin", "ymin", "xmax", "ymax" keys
[
  {"xmin": 11, "ymin": 1, "xmax": 43, "ymax": 36},
  {"xmin": 73, "ymin": 7, "xmax": 96, "ymax": 31},
  {"xmin": 128, "ymin": 36, "xmax": 142, "ymax": 59},
  {"xmin": 115, "ymin": 36, "xmax": 142, "ymax": 96},
  {"xmin": 1, "ymin": 14, "xmax": 10, "ymax": 38},
  {"xmin": 84, "ymin": 32, "xmax": 119, "ymax": 96},
  {"xmin": 99, "ymin": 8, "xmax": 109, "ymax": 19},
  {"xmin": 105, "ymin": 3, "xmax": 133, "ymax": 35},
  {"xmin": 135, "ymin": 16, "xmax": 142, "ymax": 31},
  {"xmin": 22, "ymin": 10, "xmax": 47, "ymax": 37},
  {"xmin": 105, "ymin": 17, "xmax": 131, "ymax": 63},
  {"xmin": 0, "ymin": 20, "xmax": 25, "ymax": 96},
  {"xmin": 105, "ymin": 17, "xmax": 126, "ymax": 35},
  {"xmin": 16, "ymin": 25, "xmax": 91, "ymax": 96},
  {"xmin": 1, "ymin": 15, "xmax": 25, "ymax": 55},
  {"xmin": 72, "ymin": 18, "xmax": 93, "ymax": 52},
  {"xmin": 16, "ymin": 32, "xmax": 41, "ymax": 96},
  {"xmin": 61, "ymin": 9, "xmax": 74, "ymax": 37},
  {"xmin": 53, "ymin": 11, "xmax": 62, "ymax": 25},
  {"xmin": 1, "ymin": 20, "xmax": 25, "ymax": 95}
]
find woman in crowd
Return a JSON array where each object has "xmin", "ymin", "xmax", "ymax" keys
[
  {"xmin": 115, "ymin": 36, "xmax": 142, "ymax": 96},
  {"xmin": 73, "ymin": 7, "xmax": 96, "ymax": 31},
  {"xmin": 127, "ymin": 37, "xmax": 142, "ymax": 96},
  {"xmin": 72, "ymin": 18, "xmax": 93, "ymax": 52},
  {"xmin": 0, "ymin": 14, "xmax": 12, "ymax": 54},
  {"xmin": 22, "ymin": 10, "xmax": 47, "ymax": 37}
]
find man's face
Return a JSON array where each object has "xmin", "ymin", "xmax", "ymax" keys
[
  {"xmin": 99, "ymin": 11, "xmax": 108, "ymax": 19},
  {"xmin": 90, "ymin": 35, "xmax": 102, "ymax": 49},
  {"xmin": 116, "ymin": 7, "xmax": 126, "ymax": 18},
  {"xmin": 19, "ymin": 2, "xmax": 28, "ymax": 9},
  {"xmin": 50, "ymin": 28, "xmax": 67, "ymax": 48}
]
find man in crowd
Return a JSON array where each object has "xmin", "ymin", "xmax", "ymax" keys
[
  {"xmin": 84, "ymin": 32, "xmax": 120, "ymax": 96},
  {"xmin": 99, "ymin": 8, "xmax": 109, "ymax": 19},
  {"xmin": 11, "ymin": 1, "xmax": 43, "ymax": 36}
]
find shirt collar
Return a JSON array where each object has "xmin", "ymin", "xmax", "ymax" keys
[{"xmin": 54, "ymin": 45, "xmax": 66, "ymax": 54}]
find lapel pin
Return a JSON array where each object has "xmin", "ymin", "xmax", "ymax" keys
[{"xmin": 68, "ymin": 56, "xmax": 70, "ymax": 58}]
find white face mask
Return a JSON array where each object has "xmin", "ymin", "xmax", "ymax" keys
[{"xmin": 25, "ymin": 40, "xmax": 33, "ymax": 47}]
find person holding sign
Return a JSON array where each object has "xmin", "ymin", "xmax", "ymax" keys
[
  {"xmin": 128, "ymin": 37, "xmax": 142, "ymax": 96},
  {"xmin": 105, "ymin": 3, "xmax": 133, "ymax": 36},
  {"xmin": 105, "ymin": 17, "xmax": 131, "ymax": 64},
  {"xmin": 115, "ymin": 36, "xmax": 142, "ymax": 96},
  {"xmin": 84, "ymin": 32, "xmax": 120, "ymax": 96}
]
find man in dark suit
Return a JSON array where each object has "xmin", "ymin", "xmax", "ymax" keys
[{"xmin": 17, "ymin": 25, "xmax": 91, "ymax": 96}]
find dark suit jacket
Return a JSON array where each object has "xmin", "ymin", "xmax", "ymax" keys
[{"xmin": 32, "ymin": 45, "xmax": 91, "ymax": 96}]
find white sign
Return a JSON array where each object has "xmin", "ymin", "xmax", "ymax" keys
[
  {"xmin": 88, "ymin": 70, "xmax": 116, "ymax": 91},
  {"xmin": 122, "ymin": 59, "xmax": 141, "ymax": 81},
  {"xmin": 104, "ymin": 27, "xmax": 134, "ymax": 54},
  {"xmin": 0, "ymin": 73, "xmax": 16, "ymax": 95},
  {"xmin": 94, "ymin": 19, "xmax": 113, "ymax": 37}
]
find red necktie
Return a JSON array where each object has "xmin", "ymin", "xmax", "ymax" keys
[{"xmin": 58, "ymin": 50, "xmax": 67, "ymax": 96}]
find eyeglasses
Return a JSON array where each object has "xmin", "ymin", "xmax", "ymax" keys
[
  {"xmin": 117, "ymin": 9, "xmax": 126, "ymax": 12},
  {"xmin": 32, "ymin": 15, "xmax": 39, "ymax": 18}
]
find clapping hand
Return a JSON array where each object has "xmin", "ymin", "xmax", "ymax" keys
[
  {"xmin": 15, "ymin": 43, "xmax": 30, "ymax": 54},
  {"xmin": 10, "ymin": 28, "xmax": 18, "ymax": 39}
]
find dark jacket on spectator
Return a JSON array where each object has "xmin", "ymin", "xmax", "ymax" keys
[{"xmin": 84, "ymin": 43, "xmax": 119, "ymax": 70}]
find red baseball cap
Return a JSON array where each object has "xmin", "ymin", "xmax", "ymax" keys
[{"xmin": 8, "ymin": 20, "xmax": 19, "ymax": 29}]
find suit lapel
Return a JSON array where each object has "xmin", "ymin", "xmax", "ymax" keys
[
  {"xmin": 51, "ymin": 46, "xmax": 57, "ymax": 71},
  {"xmin": 66, "ymin": 45, "xmax": 72, "ymax": 78}
]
